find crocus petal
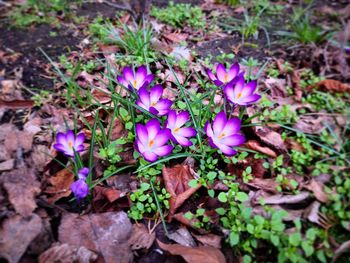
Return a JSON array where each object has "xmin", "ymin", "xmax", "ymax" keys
[
  {"xmin": 241, "ymin": 80, "xmax": 257, "ymax": 97},
  {"xmin": 223, "ymin": 83, "xmax": 235, "ymax": 101},
  {"xmin": 175, "ymin": 111, "xmax": 190, "ymax": 127},
  {"xmin": 153, "ymin": 145, "xmax": 173, "ymax": 156},
  {"xmin": 136, "ymin": 65, "xmax": 147, "ymax": 82},
  {"xmin": 174, "ymin": 135, "xmax": 193, "ymax": 147},
  {"xmin": 144, "ymin": 74, "xmax": 154, "ymax": 85},
  {"xmin": 240, "ymin": 94, "xmax": 261, "ymax": 105},
  {"xmin": 154, "ymin": 99, "xmax": 172, "ymax": 116},
  {"xmin": 123, "ymin": 67, "xmax": 134, "ymax": 83},
  {"xmin": 228, "ymin": 63, "xmax": 239, "ymax": 80},
  {"xmin": 146, "ymin": 119, "xmax": 161, "ymax": 140},
  {"xmin": 167, "ymin": 110, "xmax": 177, "ymax": 129},
  {"xmin": 213, "ymin": 112, "xmax": 226, "ymax": 135},
  {"xmin": 217, "ymin": 144, "xmax": 237, "ymax": 156},
  {"xmin": 221, "ymin": 117, "xmax": 241, "ymax": 135},
  {"xmin": 117, "ymin": 76, "xmax": 128, "ymax": 87},
  {"xmin": 71, "ymin": 179, "xmax": 89, "ymax": 200},
  {"xmin": 74, "ymin": 133, "xmax": 85, "ymax": 148},
  {"xmin": 75, "ymin": 145, "xmax": 85, "ymax": 152},
  {"xmin": 66, "ymin": 130, "xmax": 75, "ymax": 144},
  {"xmin": 150, "ymin": 85, "xmax": 163, "ymax": 104},
  {"xmin": 136, "ymin": 124, "xmax": 148, "ymax": 145},
  {"xmin": 143, "ymin": 151, "xmax": 158, "ymax": 162},
  {"xmin": 216, "ymin": 63, "xmax": 227, "ymax": 82},
  {"xmin": 54, "ymin": 143, "xmax": 69, "ymax": 154},
  {"xmin": 56, "ymin": 132, "xmax": 67, "ymax": 145},
  {"xmin": 233, "ymin": 77, "xmax": 245, "ymax": 97},
  {"xmin": 204, "ymin": 122, "xmax": 214, "ymax": 138},
  {"xmin": 214, "ymin": 80, "xmax": 224, "ymax": 87},
  {"xmin": 206, "ymin": 69, "xmax": 217, "ymax": 81},
  {"xmin": 153, "ymin": 129, "xmax": 171, "ymax": 148},
  {"xmin": 149, "ymin": 107, "xmax": 159, "ymax": 115},
  {"xmin": 177, "ymin": 127, "xmax": 196, "ymax": 137},
  {"xmin": 78, "ymin": 167, "xmax": 89, "ymax": 179},
  {"xmin": 220, "ymin": 134, "xmax": 245, "ymax": 146},
  {"xmin": 138, "ymin": 86, "xmax": 151, "ymax": 107}
]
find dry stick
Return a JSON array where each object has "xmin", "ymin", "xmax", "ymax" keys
[{"xmin": 102, "ymin": 0, "xmax": 136, "ymax": 19}]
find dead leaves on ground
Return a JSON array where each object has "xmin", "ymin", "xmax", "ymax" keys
[
  {"xmin": 158, "ymin": 240, "xmax": 226, "ymax": 263},
  {"xmin": 162, "ymin": 165, "xmax": 201, "ymax": 220},
  {"xmin": 44, "ymin": 168, "xmax": 75, "ymax": 204}
]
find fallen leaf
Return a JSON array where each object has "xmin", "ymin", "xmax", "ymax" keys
[
  {"xmin": 303, "ymin": 179, "xmax": 329, "ymax": 203},
  {"xmin": 128, "ymin": 223, "xmax": 155, "ymax": 250},
  {"xmin": 164, "ymin": 31, "xmax": 189, "ymax": 43},
  {"xmin": 332, "ymin": 240, "xmax": 350, "ymax": 263},
  {"xmin": 173, "ymin": 213, "xmax": 208, "ymax": 234},
  {"xmin": 163, "ymin": 165, "xmax": 201, "ymax": 220},
  {"xmin": 1, "ymin": 168, "xmax": 41, "ymax": 216},
  {"xmin": 254, "ymin": 126, "xmax": 287, "ymax": 153},
  {"xmin": 157, "ymin": 240, "xmax": 226, "ymax": 263},
  {"xmin": 44, "ymin": 168, "xmax": 75, "ymax": 204},
  {"xmin": 192, "ymin": 233, "xmax": 222, "ymax": 249},
  {"xmin": 39, "ymin": 243, "xmax": 98, "ymax": 263},
  {"xmin": 309, "ymin": 79, "xmax": 350, "ymax": 93},
  {"xmin": 170, "ymin": 45, "xmax": 192, "ymax": 61},
  {"xmin": 262, "ymin": 191, "xmax": 310, "ymax": 205},
  {"xmin": 246, "ymin": 178, "xmax": 279, "ymax": 193},
  {"xmin": 244, "ymin": 140, "xmax": 277, "ymax": 158},
  {"xmin": 0, "ymin": 214, "xmax": 42, "ymax": 263},
  {"xmin": 0, "ymin": 159, "xmax": 15, "ymax": 171},
  {"xmin": 59, "ymin": 212, "xmax": 133, "ymax": 263},
  {"xmin": 169, "ymin": 227, "xmax": 196, "ymax": 247},
  {"xmin": 0, "ymin": 99, "xmax": 34, "ymax": 109},
  {"xmin": 107, "ymin": 117, "xmax": 126, "ymax": 141}
]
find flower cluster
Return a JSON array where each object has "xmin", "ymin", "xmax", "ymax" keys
[
  {"xmin": 116, "ymin": 62, "xmax": 261, "ymax": 162},
  {"xmin": 207, "ymin": 63, "xmax": 261, "ymax": 106},
  {"xmin": 53, "ymin": 130, "xmax": 89, "ymax": 200}
]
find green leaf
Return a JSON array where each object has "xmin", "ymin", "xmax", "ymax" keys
[
  {"xmin": 215, "ymin": 207, "xmax": 226, "ymax": 215},
  {"xmin": 289, "ymin": 232, "xmax": 302, "ymax": 246},
  {"xmin": 270, "ymin": 235, "xmax": 280, "ymax": 246},
  {"xmin": 218, "ymin": 192, "xmax": 228, "ymax": 203},
  {"xmin": 188, "ymin": 179, "xmax": 198, "ymax": 188},
  {"xmin": 196, "ymin": 208, "xmax": 205, "ymax": 216},
  {"xmin": 208, "ymin": 189, "xmax": 215, "ymax": 198},
  {"xmin": 229, "ymin": 232, "xmax": 239, "ymax": 246},
  {"xmin": 236, "ymin": 192, "xmax": 249, "ymax": 202},
  {"xmin": 140, "ymin": 183, "xmax": 150, "ymax": 191},
  {"xmin": 207, "ymin": 171, "xmax": 217, "ymax": 180},
  {"xmin": 184, "ymin": 212, "xmax": 194, "ymax": 220},
  {"xmin": 136, "ymin": 202, "xmax": 144, "ymax": 211},
  {"xmin": 302, "ymin": 242, "xmax": 314, "ymax": 257}
]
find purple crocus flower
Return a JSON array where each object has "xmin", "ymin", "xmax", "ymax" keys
[
  {"xmin": 53, "ymin": 130, "xmax": 85, "ymax": 157},
  {"xmin": 117, "ymin": 65, "xmax": 154, "ymax": 91},
  {"xmin": 136, "ymin": 85, "xmax": 172, "ymax": 116},
  {"xmin": 70, "ymin": 167, "xmax": 90, "ymax": 200},
  {"xmin": 207, "ymin": 63, "xmax": 243, "ymax": 87},
  {"xmin": 204, "ymin": 111, "xmax": 245, "ymax": 156},
  {"xmin": 135, "ymin": 119, "xmax": 173, "ymax": 162},
  {"xmin": 223, "ymin": 76, "xmax": 261, "ymax": 106},
  {"xmin": 165, "ymin": 110, "xmax": 196, "ymax": 147}
]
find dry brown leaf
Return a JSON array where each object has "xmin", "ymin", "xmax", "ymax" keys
[
  {"xmin": 262, "ymin": 191, "xmax": 310, "ymax": 205},
  {"xmin": 332, "ymin": 240, "xmax": 350, "ymax": 263},
  {"xmin": 39, "ymin": 243, "xmax": 98, "ymax": 263},
  {"xmin": 0, "ymin": 99, "xmax": 34, "ymax": 108},
  {"xmin": 93, "ymin": 185, "xmax": 125, "ymax": 203},
  {"xmin": 128, "ymin": 223, "xmax": 155, "ymax": 250},
  {"xmin": 244, "ymin": 140, "xmax": 277, "ymax": 158},
  {"xmin": 303, "ymin": 179, "xmax": 329, "ymax": 203},
  {"xmin": 59, "ymin": 212, "xmax": 133, "ymax": 263},
  {"xmin": 169, "ymin": 227, "xmax": 196, "ymax": 247},
  {"xmin": 309, "ymin": 79, "xmax": 350, "ymax": 93},
  {"xmin": 254, "ymin": 126, "xmax": 287, "ymax": 153},
  {"xmin": 157, "ymin": 240, "xmax": 226, "ymax": 263},
  {"xmin": 107, "ymin": 117, "xmax": 126, "ymax": 141},
  {"xmin": 163, "ymin": 31, "xmax": 189, "ymax": 43},
  {"xmin": 192, "ymin": 233, "xmax": 222, "ymax": 249},
  {"xmin": 246, "ymin": 178, "xmax": 279, "ymax": 193},
  {"xmin": 163, "ymin": 165, "xmax": 201, "ymax": 220},
  {"xmin": 0, "ymin": 214, "xmax": 42, "ymax": 263},
  {"xmin": 0, "ymin": 159, "xmax": 15, "ymax": 171},
  {"xmin": 1, "ymin": 168, "xmax": 41, "ymax": 216},
  {"xmin": 44, "ymin": 168, "xmax": 75, "ymax": 204}
]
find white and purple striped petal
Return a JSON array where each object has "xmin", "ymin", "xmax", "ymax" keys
[
  {"xmin": 117, "ymin": 65, "xmax": 154, "ymax": 91},
  {"xmin": 205, "ymin": 112, "xmax": 245, "ymax": 156},
  {"xmin": 135, "ymin": 119, "xmax": 173, "ymax": 162},
  {"xmin": 206, "ymin": 62, "xmax": 243, "ymax": 87},
  {"xmin": 53, "ymin": 130, "xmax": 85, "ymax": 157},
  {"xmin": 224, "ymin": 76, "xmax": 261, "ymax": 106},
  {"xmin": 136, "ymin": 85, "xmax": 172, "ymax": 116},
  {"xmin": 166, "ymin": 110, "xmax": 197, "ymax": 147}
]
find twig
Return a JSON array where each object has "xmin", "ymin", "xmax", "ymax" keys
[{"xmin": 102, "ymin": 0, "xmax": 136, "ymax": 19}]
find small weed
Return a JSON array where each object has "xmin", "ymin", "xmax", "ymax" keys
[{"xmin": 150, "ymin": 2, "xmax": 205, "ymax": 29}]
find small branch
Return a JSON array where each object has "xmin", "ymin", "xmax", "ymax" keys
[{"xmin": 102, "ymin": 0, "xmax": 136, "ymax": 19}]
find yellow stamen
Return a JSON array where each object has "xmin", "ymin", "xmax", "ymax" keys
[
  {"xmin": 218, "ymin": 133, "xmax": 225, "ymax": 139},
  {"xmin": 149, "ymin": 139, "xmax": 154, "ymax": 147},
  {"xmin": 151, "ymin": 102, "xmax": 156, "ymax": 107},
  {"xmin": 224, "ymin": 74, "xmax": 228, "ymax": 82},
  {"xmin": 174, "ymin": 127, "xmax": 180, "ymax": 133},
  {"xmin": 68, "ymin": 141, "xmax": 73, "ymax": 149},
  {"xmin": 237, "ymin": 92, "xmax": 242, "ymax": 99},
  {"xmin": 133, "ymin": 80, "xmax": 137, "ymax": 87}
]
